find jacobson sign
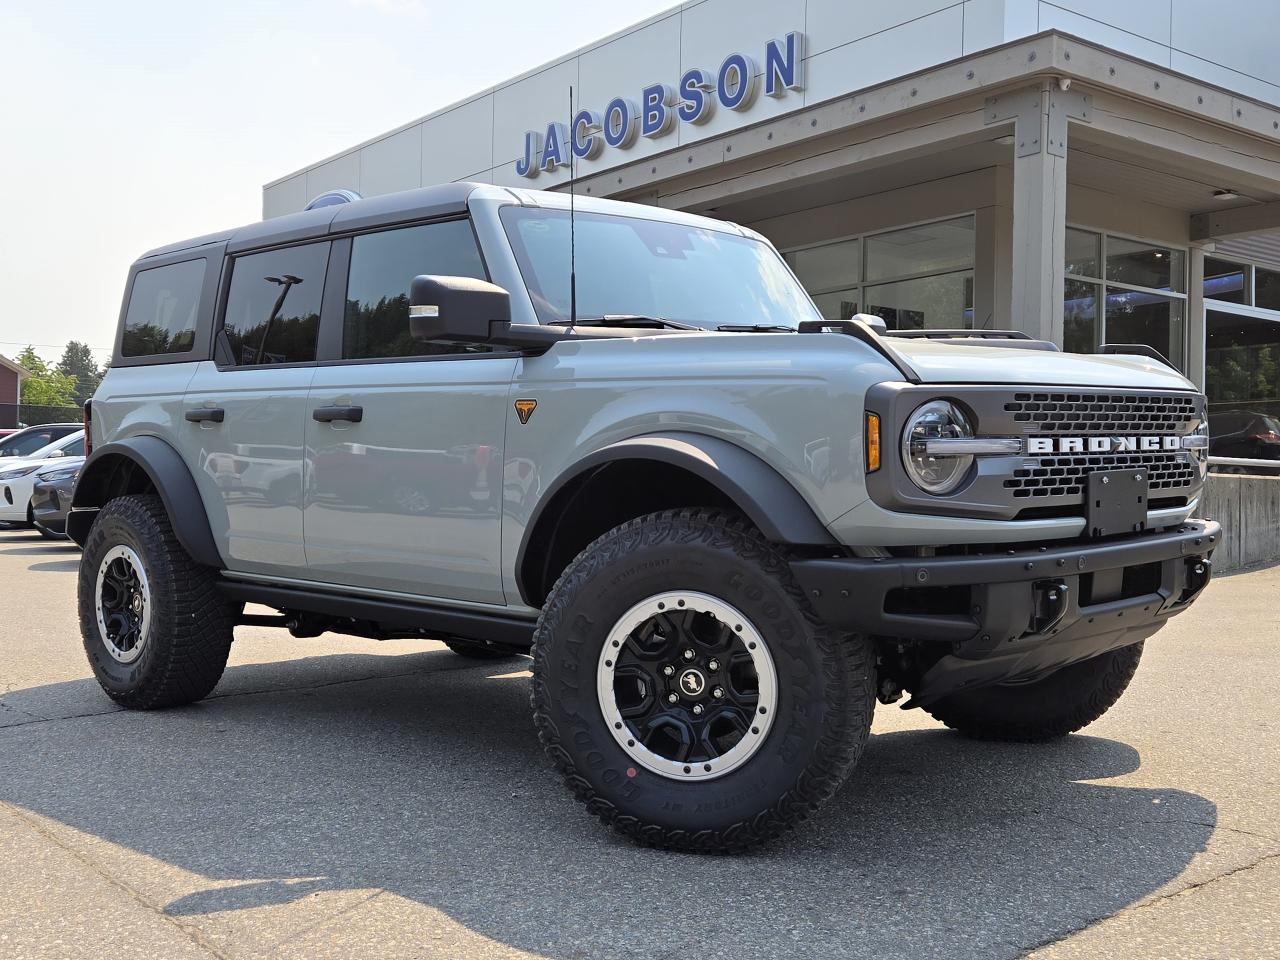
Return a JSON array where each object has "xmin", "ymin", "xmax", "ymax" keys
[{"xmin": 515, "ymin": 31, "xmax": 805, "ymax": 178}]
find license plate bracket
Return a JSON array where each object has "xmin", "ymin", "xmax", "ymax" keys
[{"xmin": 1087, "ymin": 468, "xmax": 1149, "ymax": 537}]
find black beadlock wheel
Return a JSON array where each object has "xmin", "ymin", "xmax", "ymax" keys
[
  {"xmin": 78, "ymin": 494, "xmax": 241, "ymax": 709},
  {"xmin": 531, "ymin": 508, "xmax": 875, "ymax": 853},
  {"xmin": 922, "ymin": 642, "xmax": 1145, "ymax": 742}
]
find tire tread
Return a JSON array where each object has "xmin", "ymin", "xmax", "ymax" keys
[
  {"xmin": 79, "ymin": 494, "xmax": 237, "ymax": 709},
  {"xmin": 922, "ymin": 642, "xmax": 1144, "ymax": 742},
  {"xmin": 530, "ymin": 508, "xmax": 874, "ymax": 853}
]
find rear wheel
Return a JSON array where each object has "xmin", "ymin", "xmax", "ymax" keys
[
  {"xmin": 922, "ymin": 642, "xmax": 1144, "ymax": 742},
  {"xmin": 532, "ymin": 508, "xmax": 875, "ymax": 852},
  {"xmin": 78, "ymin": 495, "xmax": 240, "ymax": 709}
]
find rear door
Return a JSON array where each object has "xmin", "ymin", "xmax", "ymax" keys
[
  {"xmin": 176, "ymin": 241, "xmax": 334, "ymax": 577},
  {"xmin": 302, "ymin": 219, "xmax": 517, "ymax": 603}
]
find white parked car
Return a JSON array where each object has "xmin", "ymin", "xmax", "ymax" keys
[{"xmin": 0, "ymin": 430, "xmax": 85, "ymax": 526}]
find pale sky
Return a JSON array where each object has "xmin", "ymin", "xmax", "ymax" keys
[{"xmin": 0, "ymin": 0, "xmax": 674, "ymax": 366}]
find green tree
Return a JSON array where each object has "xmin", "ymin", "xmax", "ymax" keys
[
  {"xmin": 56, "ymin": 341, "xmax": 103, "ymax": 405},
  {"xmin": 16, "ymin": 346, "xmax": 78, "ymax": 408}
]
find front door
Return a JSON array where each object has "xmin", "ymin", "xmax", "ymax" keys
[
  {"xmin": 301, "ymin": 218, "xmax": 516, "ymax": 604},
  {"xmin": 177, "ymin": 241, "xmax": 329, "ymax": 576}
]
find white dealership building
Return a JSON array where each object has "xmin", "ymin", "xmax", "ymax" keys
[{"xmin": 267, "ymin": 0, "xmax": 1280, "ymax": 566}]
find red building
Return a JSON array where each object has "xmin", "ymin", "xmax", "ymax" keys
[{"xmin": 0, "ymin": 356, "xmax": 32, "ymax": 429}]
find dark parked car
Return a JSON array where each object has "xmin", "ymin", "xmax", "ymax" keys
[
  {"xmin": 0, "ymin": 423, "xmax": 80, "ymax": 460},
  {"xmin": 1209, "ymin": 409, "xmax": 1280, "ymax": 474},
  {"xmin": 30, "ymin": 456, "xmax": 84, "ymax": 540}
]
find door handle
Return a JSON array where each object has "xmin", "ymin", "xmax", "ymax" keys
[
  {"xmin": 312, "ymin": 405, "xmax": 363, "ymax": 424},
  {"xmin": 184, "ymin": 408, "xmax": 225, "ymax": 423}
]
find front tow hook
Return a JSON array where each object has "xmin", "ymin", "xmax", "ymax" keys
[{"xmin": 1030, "ymin": 579, "xmax": 1070, "ymax": 636}]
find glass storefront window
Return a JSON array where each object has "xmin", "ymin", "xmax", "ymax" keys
[
  {"xmin": 810, "ymin": 288, "xmax": 861, "ymax": 322},
  {"xmin": 1061, "ymin": 229, "xmax": 1188, "ymax": 368},
  {"xmin": 1105, "ymin": 237, "xmax": 1185, "ymax": 293},
  {"xmin": 787, "ymin": 239, "xmax": 860, "ymax": 292},
  {"xmin": 865, "ymin": 272, "xmax": 974, "ymax": 330},
  {"xmin": 1104, "ymin": 287, "xmax": 1184, "ymax": 368},
  {"xmin": 1064, "ymin": 278, "xmax": 1100, "ymax": 354},
  {"xmin": 865, "ymin": 217, "xmax": 974, "ymax": 283},
  {"xmin": 1203, "ymin": 257, "xmax": 1249, "ymax": 305},
  {"xmin": 1205, "ymin": 310, "xmax": 1280, "ymax": 469},
  {"xmin": 1065, "ymin": 228, "xmax": 1100, "ymax": 278},
  {"xmin": 1255, "ymin": 267, "xmax": 1280, "ymax": 311},
  {"xmin": 783, "ymin": 216, "xmax": 976, "ymax": 329}
]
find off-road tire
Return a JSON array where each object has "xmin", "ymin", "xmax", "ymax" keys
[
  {"xmin": 442, "ymin": 637, "xmax": 524, "ymax": 660},
  {"xmin": 922, "ymin": 642, "xmax": 1145, "ymax": 742},
  {"xmin": 78, "ymin": 494, "xmax": 240, "ymax": 709},
  {"xmin": 531, "ymin": 508, "xmax": 875, "ymax": 853}
]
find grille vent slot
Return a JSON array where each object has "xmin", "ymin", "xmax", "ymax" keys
[
  {"xmin": 1004, "ymin": 452, "xmax": 1196, "ymax": 499},
  {"xmin": 1004, "ymin": 392, "xmax": 1198, "ymax": 433}
]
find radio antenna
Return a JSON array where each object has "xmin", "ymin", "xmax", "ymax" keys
[{"xmin": 568, "ymin": 85, "xmax": 578, "ymax": 330}]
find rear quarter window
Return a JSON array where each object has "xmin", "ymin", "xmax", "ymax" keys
[{"xmin": 121, "ymin": 258, "xmax": 206, "ymax": 357}]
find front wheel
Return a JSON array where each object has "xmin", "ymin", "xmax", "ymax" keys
[
  {"xmin": 78, "ymin": 494, "xmax": 241, "ymax": 709},
  {"xmin": 531, "ymin": 509, "xmax": 875, "ymax": 853},
  {"xmin": 922, "ymin": 642, "xmax": 1145, "ymax": 742}
]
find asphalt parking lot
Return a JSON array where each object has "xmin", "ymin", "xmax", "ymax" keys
[{"xmin": 0, "ymin": 527, "xmax": 1276, "ymax": 960}]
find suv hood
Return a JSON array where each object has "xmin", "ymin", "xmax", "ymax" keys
[{"xmin": 888, "ymin": 339, "xmax": 1196, "ymax": 390}]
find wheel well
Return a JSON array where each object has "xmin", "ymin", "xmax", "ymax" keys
[
  {"xmin": 520, "ymin": 459, "xmax": 740, "ymax": 608},
  {"xmin": 77, "ymin": 453, "xmax": 158, "ymax": 506}
]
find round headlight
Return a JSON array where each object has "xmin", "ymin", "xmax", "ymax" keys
[{"xmin": 901, "ymin": 400, "xmax": 974, "ymax": 495}]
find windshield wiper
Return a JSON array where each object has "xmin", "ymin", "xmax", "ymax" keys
[
  {"xmin": 715, "ymin": 324, "xmax": 795, "ymax": 333},
  {"xmin": 548, "ymin": 315, "xmax": 698, "ymax": 330}
]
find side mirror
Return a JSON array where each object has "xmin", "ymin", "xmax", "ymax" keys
[
  {"xmin": 409, "ymin": 275, "xmax": 511, "ymax": 344},
  {"xmin": 46, "ymin": 449, "xmax": 65, "ymax": 459},
  {"xmin": 409, "ymin": 274, "xmax": 574, "ymax": 353}
]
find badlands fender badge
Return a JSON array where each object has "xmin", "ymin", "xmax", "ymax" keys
[{"xmin": 514, "ymin": 399, "xmax": 538, "ymax": 425}]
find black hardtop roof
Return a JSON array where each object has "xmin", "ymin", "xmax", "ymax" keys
[{"xmin": 138, "ymin": 182, "xmax": 481, "ymax": 262}]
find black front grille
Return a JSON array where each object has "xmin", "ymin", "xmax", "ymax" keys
[
  {"xmin": 1004, "ymin": 392, "xmax": 1198, "ymax": 433},
  {"xmin": 1004, "ymin": 451, "xmax": 1197, "ymax": 499}
]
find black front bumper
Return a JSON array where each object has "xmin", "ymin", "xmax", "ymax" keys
[{"xmin": 790, "ymin": 520, "xmax": 1219, "ymax": 706}]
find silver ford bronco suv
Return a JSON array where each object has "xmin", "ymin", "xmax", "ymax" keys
[{"xmin": 73, "ymin": 183, "xmax": 1217, "ymax": 852}]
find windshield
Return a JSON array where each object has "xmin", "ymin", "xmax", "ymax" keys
[{"xmin": 500, "ymin": 207, "xmax": 821, "ymax": 329}]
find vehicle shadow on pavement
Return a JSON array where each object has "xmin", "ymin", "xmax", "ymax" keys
[
  {"xmin": 0, "ymin": 543, "xmax": 79, "ymax": 555},
  {"xmin": 0, "ymin": 651, "xmax": 1215, "ymax": 960},
  {"xmin": 27, "ymin": 559, "xmax": 81, "ymax": 573},
  {"xmin": 0, "ymin": 532, "xmax": 81, "ymax": 572}
]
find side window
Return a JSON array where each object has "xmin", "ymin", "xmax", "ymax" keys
[
  {"xmin": 121, "ymin": 258, "xmax": 206, "ymax": 357},
  {"xmin": 222, "ymin": 243, "xmax": 327, "ymax": 365},
  {"xmin": 343, "ymin": 220, "xmax": 489, "ymax": 359},
  {"xmin": 2, "ymin": 431, "xmax": 55, "ymax": 457}
]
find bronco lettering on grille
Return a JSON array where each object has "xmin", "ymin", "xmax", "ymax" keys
[{"xmin": 1026, "ymin": 435, "xmax": 1183, "ymax": 454}]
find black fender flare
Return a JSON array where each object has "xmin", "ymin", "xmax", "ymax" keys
[
  {"xmin": 68, "ymin": 436, "xmax": 223, "ymax": 568},
  {"xmin": 515, "ymin": 432, "xmax": 836, "ymax": 603}
]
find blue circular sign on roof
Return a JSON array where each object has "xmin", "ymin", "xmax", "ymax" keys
[{"xmin": 305, "ymin": 189, "xmax": 363, "ymax": 210}]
